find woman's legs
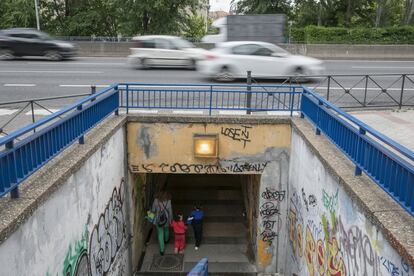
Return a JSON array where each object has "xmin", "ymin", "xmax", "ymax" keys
[{"xmin": 157, "ymin": 226, "xmax": 166, "ymax": 254}]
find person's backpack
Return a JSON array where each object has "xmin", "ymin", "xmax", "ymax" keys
[{"xmin": 157, "ymin": 201, "xmax": 168, "ymax": 226}]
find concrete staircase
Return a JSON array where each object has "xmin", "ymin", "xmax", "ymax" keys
[{"xmin": 136, "ymin": 174, "xmax": 257, "ymax": 276}]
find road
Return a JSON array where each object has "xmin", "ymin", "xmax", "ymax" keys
[{"xmin": 1, "ymin": 57, "xmax": 414, "ymax": 106}]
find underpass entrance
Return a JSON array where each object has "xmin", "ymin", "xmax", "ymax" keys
[{"xmin": 135, "ymin": 173, "xmax": 260, "ymax": 275}]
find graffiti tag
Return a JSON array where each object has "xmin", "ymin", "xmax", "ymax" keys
[{"xmin": 221, "ymin": 125, "xmax": 252, "ymax": 148}]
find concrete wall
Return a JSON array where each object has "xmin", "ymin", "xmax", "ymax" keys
[
  {"xmin": 127, "ymin": 122, "xmax": 291, "ymax": 174},
  {"xmin": 75, "ymin": 41, "xmax": 414, "ymax": 59},
  {"xmin": 284, "ymin": 128, "xmax": 413, "ymax": 276},
  {"xmin": 0, "ymin": 127, "xmax": 130, "ymax": 276}
]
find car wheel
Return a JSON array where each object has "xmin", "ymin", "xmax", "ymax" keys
[
  {"xmin": 0, "ymin": 49, "xmax": 15, "ymax": 60},
  {"xmin": 188, "ymin": 59, "xmax": 196, "ymax": 70},
  {"xmin": 290, "ymin": 67, "xmax": 307, "ymax": 83},
  {"xmin": 215, "ymin": 66, "xmax": 235, "ymax": 82},
  {"xmin": 139, "ymin": 58, "xmax": 151, "ymax": 69},
  {"xmin": 45, "ymin": 50, "xmax": 63, "ymax": 61}
]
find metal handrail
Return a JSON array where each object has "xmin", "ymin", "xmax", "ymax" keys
[
  {"xmin": 0, "ymin": 84, "xmax": 117, "ymax": 146},
  {"xmin": 303, "ymin": 88, "xmax": 414, "ymax": 162}
]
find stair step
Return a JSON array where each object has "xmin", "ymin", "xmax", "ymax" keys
[
  {"xmin": 136, "ymin": 262, "xmax": 256, "ymax": 275},
  {"xmin": 169, "ymin": 190, "xmax": 242, "ymax": 200},
  {"xmin": 170, "ymin": 185, "xmax": 241, "ymax": 191},
  {"xmin": 173, "ymin": 204, "xmax": 245, "ymax": 217},
  {"xmin": 141, "ymin": 244, "xmax": 251, "ymax": 268},
  {"xmin": 150, "ymin": 222, "xmax": 247, "ymax": 242},
  {"xmin": 172, "ymin": 199, "xmax": 243, "ymax": 205}
]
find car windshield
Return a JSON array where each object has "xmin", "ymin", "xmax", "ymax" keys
[
  {"xmin": 266, "ymin": 44, "xmax": 289, "ymax": 55},
  {"xmin": 172, "ymin": 38, "xmax": 194, "ymax": 49}
]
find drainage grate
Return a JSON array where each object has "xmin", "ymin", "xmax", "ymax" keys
[{"xmin": 149, "ymin": 254, "xmax": 184, "ymax": 272}]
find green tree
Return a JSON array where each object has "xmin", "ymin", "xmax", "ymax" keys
[
  {"xmin": 231, "ymin": 0, "xmax": 292, "ymax": 17},
  {"xmin": 0, "ymin": 0, "xmax": 37, "ymax": 29},
  {"xmin": 182, "ymin": 15, "xmax": 207, "ymax": 40}
]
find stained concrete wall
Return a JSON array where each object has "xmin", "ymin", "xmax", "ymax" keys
[
  {"xmin": 284, "ymin": 128, "xmax": 413, "ymax": 276},
  {"xmin": 0, "ymin": 126, "xmax": 130, "ymax": 276},
  {"xmin": 127, "ymin": 122, "xmax": 291, "ymax": 174}
]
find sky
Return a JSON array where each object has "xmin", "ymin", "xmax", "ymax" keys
[{"xmin": 209, "ymin": 0, "xmax": 233, "ymax": 12}]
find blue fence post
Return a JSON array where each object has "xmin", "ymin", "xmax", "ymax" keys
[
  {"xmin": 126, "ymin": 84, "xmax": 129, "ymax": 114},
  {"xmin": 355, "ymin": 127, "xmax": 366, "ymax": 176},
  {"xmin": 209, "ymin": 85, "xmax": 213, "ymax": 116},
  {"xmin": 290, "ymin": 87, "xmax": 295, "ymax": 116},
  {"xmin": 300, "ymin": 88, "xmax": 305, "ymax": 118},
  {"xmin": 77, "ymin": 104, "xmax": 84, "ymax": 144},
  {"xmin": 6, "ymin": 140, "xmax": 19, "ymax": 199},
  {"xmin": 114, "ymin": 85, "xmax": 119, "ymax": 115},
  {"xmin": 315, "ymin": 100, "xmax": 323, "ymax": 135}
]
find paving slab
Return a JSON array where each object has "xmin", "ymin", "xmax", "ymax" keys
[{"xmin": 350, "ymin": 108, "xmax": 414, "ymax": 150}]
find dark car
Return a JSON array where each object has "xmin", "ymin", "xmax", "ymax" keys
[{"xmin": 0, "ymin": 28, "xmax": 76, "ymax": 60}]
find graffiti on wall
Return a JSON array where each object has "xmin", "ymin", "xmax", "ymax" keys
[
  {"xmin": 220, "ymin": 125, "xmax": 252, "ymax": 148},
  {"xmin": 89, "ymin": 180, "xmax": 127, "ymax": 276},
  {"xmin": 288, "ymin": 187, "xmax": 412, "ymax": 276},
  {"xmin": 62, "ymin": 228, "xmax": 89, "ymax": 276},
  {"xmin": 258, "ymin": 185, "xmax": 286, "ymax": 266},
  {"xmin": 130, "ymin": 160, "xmax": 269, "ymax": 174},
  {"xmin": 50, "ymin": 180, "xmax": 127, "ymax": 276}
]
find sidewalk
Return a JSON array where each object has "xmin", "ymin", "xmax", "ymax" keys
[{"xmin": 349, "ymin": 108, "xmax": 414, "ymax": 151}]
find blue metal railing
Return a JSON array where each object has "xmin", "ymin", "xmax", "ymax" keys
[
  {"xmin": 118, "ymin": 83, "xmax": 303, "ymax": 115},
  {"xmin": 300, "ymin": 87, "xmax": 414, "ymax": 216},
  {"xmin": 0, "ymin": 85, "xmax": 119, "ymax": 198},
  {"xmin": 0, "ymin": 83, "xmax": 413, "ymax": 218}
]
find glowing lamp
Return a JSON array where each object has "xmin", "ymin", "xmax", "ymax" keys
[{"xmin": 193, "ymin": 134, "xmax": 219, "ymax": 158}]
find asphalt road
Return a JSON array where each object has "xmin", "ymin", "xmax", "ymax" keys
[{"xmin": 1, "ymin": 57, "xmax": 414, "ymax": 107}]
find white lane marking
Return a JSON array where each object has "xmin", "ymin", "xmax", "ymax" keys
[
  {"xmin": 0, "ymin": 70, "xmax": 103, "ymax": 74},
  {"xmin": 313, "ymin": 87, "xmax": 414, "ymax": 91},
  {"xmin": 4, "ymin": 84, "xmax": 36, "ymax": 87},
  {"xmin": 172, "ymin": 110, "xmax": 204, "ymax": 115},
  {"xmin": 0, "ymin": 109, "xmax": 19, "ymax": 116},
  {"xmin": 218, "ymin": 110, "xmax": 246, "ymax": 115},
  {"xmin": 325, "ymin": 60, "xmax": 414, "ymax": 63},
  {"xmin": 267, "ymin": 111, "xmax": 299, "ymax": 116},
  {"xmin": 25, "ymin": 109, "xmax": 60, "ymax": 116},
  {"xmin": 59, "ymin": 84, "xmax": 110, "ymax": 88},
  {"xmin": 352, "ymin": 66, "xmax": 414, "ymax": 69},
  {"xmin": 26, "ymin": 62, "xmax": 124, "ymax": 65},
  {"xmin": 127, "ymin": 109, "xmax": 159, "ymax": 114}
]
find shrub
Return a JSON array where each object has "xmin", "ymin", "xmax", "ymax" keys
[{"xmin": 289, "ymin": 26, "xmax": 414, "ymax": 44}]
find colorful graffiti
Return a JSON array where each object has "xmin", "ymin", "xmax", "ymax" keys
[
  {"xmin": 48, "ymin": 180, "xmax": 127, "ymax": 276},
  {"xmin": 322, "ymin": 188, "xmax": 338, "ymax": 214},
  {"xmin": 288, "ymin": 187, "xmax": 412, "ymax": 276},
  {"xmin": 62, "ymin": 228, "xmax": 89, "ymax": 276}
]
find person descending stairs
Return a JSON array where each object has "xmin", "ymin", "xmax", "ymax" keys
[{"xmin": 136, "ymin": 174, "xmax": 257, "ymax": 275}]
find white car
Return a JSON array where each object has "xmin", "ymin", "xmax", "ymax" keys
[
  {"xmin": 197, "ymin": 41, "xmax": 325, "ymax": 81},
  {"xmin": 128, "ymin": 35, "xmax": 207, "ymax": 69}
]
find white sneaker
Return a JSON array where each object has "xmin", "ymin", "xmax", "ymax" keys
[{"xmin": 195, "ymin": 246, "xmax": 199, "ymax": 250}]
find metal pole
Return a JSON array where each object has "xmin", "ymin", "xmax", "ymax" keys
[
  {"xmin": 326, "ymin": 76, "xmax": 331, "ymax": 101},
  {"xmin": 246, "ymin": 71, "xmax": 252, "ymax": 114},
  {"xmin": 30, "ymin": 101, "xmax": 36, "ymax": 133},
  {"xmin": 363, "ymin": 75, "xmax": 369, "ymax": 107},
  {"xmin": 399, "ymin": 74, "xmax": 406, "ymax": 109},
  {"xmin": 34, "ymin": 0, "xmax": 40, "ymax": 30},
  {"xmin": 91, "ymin": 85, "xmax": 96, "ymax": 102}
]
